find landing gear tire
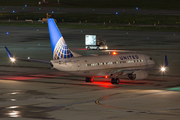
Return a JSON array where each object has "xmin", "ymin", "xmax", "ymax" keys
[
  {"xmin": 111, "ymin": 78, "xmax": 119, "ymax": 84},
  {"xmin": 85, "ymin": 77, "xmax": 94, "ymax": 82},
  {"xmin": 85, "ymin": 77, "xmax": 89, "ymax": 82},
  {"xmin": 111, "ymin": 78, "xmax": 115, "ymax": 84},
  {"xmin": 115, "ymin": 78, "xmax": 119, "ymax": 84}
]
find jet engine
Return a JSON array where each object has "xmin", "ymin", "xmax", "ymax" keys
[{"xmin": 128, "ymin": 71, "xmax": 148, "ymax": 80}]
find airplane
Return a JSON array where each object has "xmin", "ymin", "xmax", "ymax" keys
[{"xmin": 5, "ymin": 18, "xmax": 168, "ymax": 84}]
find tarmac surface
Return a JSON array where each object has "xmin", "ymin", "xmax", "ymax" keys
[
  {"xmin": 1, "ymin": 6, "xmax": 180, "ymax": 15},
  {"xmin": 0, "ymin": 26, "xmax": 180, "ymax": 120}
]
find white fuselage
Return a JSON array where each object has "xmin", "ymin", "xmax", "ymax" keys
[{"xmin": 51, "ymin": 53, "xmax": 155, "ymax": 77}]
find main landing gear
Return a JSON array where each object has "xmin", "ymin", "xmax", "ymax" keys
[
  {"xmin": 85, "ymin": 77, "xmax": 94, "ymax": 82},
  {"xmin": 111, "ymin": 78, "xmax": 120, "ymax": 84},
  {"xmin": 85, "ymin": 77, "xmax": 119, "ymax": 84}
]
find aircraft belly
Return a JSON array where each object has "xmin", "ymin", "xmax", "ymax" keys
[{"xmin": 67, "ymin": 69, "xmax": 112, "ymax": 77}]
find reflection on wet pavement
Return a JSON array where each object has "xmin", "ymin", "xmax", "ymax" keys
[
  {"xmin": 0, "ymin": 89, "xmax": 55, "ymax": 119},
  {"xmin": 1, "ymin": 90, "xmax": 47, "ymax": 96},
  {"xmin": 0, "ymin": 105, "xmax": 54, "ymax": 119},
  {"xmin": 0, "ymin": 88, "xmax": 97, "ymax": 119}
]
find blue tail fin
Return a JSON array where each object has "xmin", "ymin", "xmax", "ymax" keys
[
  {"xmin": 165, "ymin": 55, "xmax": 168, "ymax": 67},
  {"xmin": 47, "ymin": 18, "xmax": 74, "ymax": 59}
]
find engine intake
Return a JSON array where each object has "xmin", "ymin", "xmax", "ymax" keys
[{"xmin": 128, "ymin": 71, "xmax": 148, "ymax": 80}]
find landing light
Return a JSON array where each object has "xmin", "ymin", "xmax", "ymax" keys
[
  {"xmin": 161, "ymin": 67, "xmax": 166, "ymax": 72},
  {"xmin": 10, "ymin": 57, "xmax": 16, "ymax": 62}
]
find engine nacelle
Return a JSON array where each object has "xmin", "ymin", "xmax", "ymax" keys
[{"xmin": 128, "ymin": 71, "xmax": 148, "ymax": 80}]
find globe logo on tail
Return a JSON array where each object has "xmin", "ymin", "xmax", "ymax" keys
[{"xmin": 53, "ymin": 37, "xmax": 73, "ymax": 59}]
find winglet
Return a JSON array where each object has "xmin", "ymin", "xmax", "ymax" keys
[
  {"xmin": 165, "ymin": 55, "xmax": 168, "ymax": 67},
  {"xmin": 5, "ymin": 46, "xmax": 13, "ymax": 58}
]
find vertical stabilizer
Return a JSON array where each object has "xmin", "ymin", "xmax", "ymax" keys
[{"xmin": 47, "ymin": 18, "xmax": 74, "ymax": 59}]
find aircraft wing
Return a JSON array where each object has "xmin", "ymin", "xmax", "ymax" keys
[
  {"xmin": 108, "ymin": 68, "xmax": 141, "ymax": 76},
  {"xmin": 5, "ymin": 46, "xmax": 52, "ymax": 66},
  {"xmin": 107, "ymin": 66, "xmax": 156, "ymax": 77}
]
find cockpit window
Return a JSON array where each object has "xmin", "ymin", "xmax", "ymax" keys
[{"xmin": 150, "ymin": 57, "xmax": 153, "ymax": 60}]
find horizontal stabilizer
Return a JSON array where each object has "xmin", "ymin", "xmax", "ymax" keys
[{"xmin": 70, "ymin": 51, "xmax": 82, "ymax": 57}]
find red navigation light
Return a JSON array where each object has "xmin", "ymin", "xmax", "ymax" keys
[
  {"xmin": 112, "ymin": 52, "xmax": 117, "ymax": 55},
  {"xmin": 105, "ymin": 75, "xmax": 108, "ymax": 79}
]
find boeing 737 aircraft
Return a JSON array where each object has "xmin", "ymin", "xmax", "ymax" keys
[{"xmin": 5, "ymin": 18, "xmax": 168, "ymax": 84}]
